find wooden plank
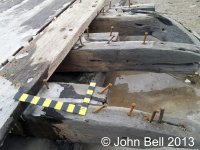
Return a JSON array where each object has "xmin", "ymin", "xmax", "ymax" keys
[
  {"xmin": 111, "ymin": 0, "xmax": 127, "ymax": 7},
  {"xmin": 119, "ymin": 35, "xmax": 160, "ymax": 41},
  {"xmin": 0, "ymin": 0, "xmax": 75, "ymax": 67},
  {"xmin": 89, "ymin": 12, "xmax": 200, "ymax": 45},
  {"xmin": 113, "ymin": 3, "xmax": 155, "ymax": 12},
  {"xmin": 22, "ymin": 105, "xmax": 200, "ymax": 148},
  {"xmin": 83, "ymin": 32, "xmax": 119, "ymax": 42},
  {"xmin": 58, "ymin": 41, "xmax": 200, "ymax": 73},
  {"xmin": 0, "ymin": 0, "xmax": 106, "ymax": 144},
  {"xmin": 0, "ymin": 134, "xmax": 61, "ymax": 150}
]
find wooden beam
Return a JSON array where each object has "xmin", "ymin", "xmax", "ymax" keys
[
  {"xmin": 0, "ymin": 0, "xmax": 75, "ymax": 67},
  {"xmin": 111, "ymin": 0, "xmax": 127, "ymax": 7},
  {"xmin": 22, "ymin": 106, "xmax": 200, "ymax": 148},
  {"xmin": 83, "ymin": 32, "xmax": 119, "ymax": 42},
  {"xmin": 113, "ymin": 3, "xmax": 155, "ymax": 12},
  {"xmin": 0, "ymin": 0, "xmax": 106, "ymax": 144},
  {"xmin": 58, "ymin": 41, "xmax": 200, "ymax": 73},
  {"xmin": 89, "ymin": 12, "xmax": 200, "ymax": 45}
]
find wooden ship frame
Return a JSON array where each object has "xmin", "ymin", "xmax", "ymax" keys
[{"xmin": 0, "ymin": 0, "xmax": 200, "ymax": 149}]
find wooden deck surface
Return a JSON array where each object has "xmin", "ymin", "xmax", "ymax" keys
[
  {"xmin": 0, "ymin": 0, "xmax": 106, "ymax": 144},
  {"xmin": 0, "ymin": 0, "xmax": 74, "ymax": 67}
]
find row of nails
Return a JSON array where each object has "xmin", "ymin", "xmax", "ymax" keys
[
  {"xmin": 43, "ymin": 80, "xmax": 163, "ymax": 123},
  {"xmin": 93, "ymin": 102, "xmax": 165, "ymax": 124},
  {"xmin": 128, "ymin": 103, "xmax": 165, "ymax": 124},
  {"xmin": 86, "ymin": 26, "xmax": 148, "ymax": 45}
]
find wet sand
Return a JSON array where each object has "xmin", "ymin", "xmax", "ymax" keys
[{"xmin": 105, "ymin": 71, "xmax": 200, "ymax": 120}]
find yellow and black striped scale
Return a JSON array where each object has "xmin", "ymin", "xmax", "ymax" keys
[{"xmin": 13, "ymin": 82, "xmax": 96, "ymax": 116}]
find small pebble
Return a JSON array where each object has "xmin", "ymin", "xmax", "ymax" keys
[{"xmin": 185, "ymin": 79, "xmax": 191, "ymax": 83}]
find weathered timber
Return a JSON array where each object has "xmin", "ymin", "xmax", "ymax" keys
[
  {"xmin": 0, "ymin": 0, "xmax": 106, "ymax": 144},
  {"xmin": 113, "ymin": 3, "xmax": 155, "ymax": 12},
  {"xmin": 37, "ymin": 82, "xmax": 107, "ymax": 105},
  {"xmin": 89, "ymin": 12, "xmax": 200, "ymax": 45},
  {"xmin": 120, "ymin": 35, "xmax": 160, "ymax": 41},
  {"xmin": 111, "ymin": 0, "xmax": 127, "ymax": 7},
  {"xmin": 0, "ymin": 134, "xmax": 62, "ymax": 150},
  {"xmin": 0, "ymin": 0, "xmax": 75, "ymax": 67},
  {"xmin": 83, "ymin": 32, "xmax": 119, "ymax": 42},
  {"xmin": 22, "ymin": 106, "xmax": 200, "ymax": 148},
  {"xmin": 58, "ymin": 41, "xmax": 200, "ymax": 73},
  {"xmin": 92, "ymin": 72, "xmax": 106, "ymax": 87}
]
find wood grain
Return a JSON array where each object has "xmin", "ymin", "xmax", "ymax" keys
[
  {"xmin": 0, "ymin": 0, "xmax": 75, "ymax": 67},
  {"xmin": 0, "ymin": 0, "xmax": 106, "ymax": 144},
  {"xmin": 22, "ymin": 105, "xmax": 200, "ymax": 148},
  {"xmin": 89, "ymin": 12, "xmax": 200, "ymax": 45},
  {"xmin": 58, "ymin": 41, "xmax": 200, "ymax": 73}
]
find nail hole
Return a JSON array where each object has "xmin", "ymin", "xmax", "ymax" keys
[
  {"xmin": 60, "ymin": 28, "xmax": 66, "ymax": 32},
  {"xmin": 135, "ymin": 23, "xmax": 143, "ymax": 27},
  {"xmin": 161, "ymin": 28, "xmax": 166, "ymax": 32},
  {"xmin": 178, "ymin": 48, "xmax": 186, "ymax": 51},
  {"xmin": 63, "ymin": 35, "xmax": 67, "ymax": 39}
]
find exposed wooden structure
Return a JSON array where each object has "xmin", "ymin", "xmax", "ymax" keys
[
  {"xmin": 58, "ymin": 41, "xmax": 200, "ymax": 73},
  {"xmin": 83, "ymin": 32, "xmax": 119, "ymax": 42},
  {"xmin": 0, "ymin": 0, "xmax": 106, "ymax": 144},
  {"xmin": 89, "ymin": 12, "xmax": 200, "ymax": 45},
  {"xmin": 114, "ymin": 3, "xmax": 155, "ymax": 12},
  {"xmin": 0, "ymin": 0, "xmax": 200, "ymax": 149},
  {"xmin": 22, "ymin": 105, "xmax": 200, "ymax": 148},
  {"xmin": 0, "ymin": 0, "xmax": 75, "ymax": 67}
]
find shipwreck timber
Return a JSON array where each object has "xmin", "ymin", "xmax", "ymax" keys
[{"xmin": 0, "ymin": 0, "xmax": 200, "ymax": 149}]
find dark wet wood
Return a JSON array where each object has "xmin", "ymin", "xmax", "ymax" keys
[
  {"xmin": 89, "ymin": 12, "xmax": 200, "ymax": 45},
  {"xmin": 58, "ymin": 41, "xmax": 200, "ymax": 73},
  {"xmin": 22, "ymin": 106, "xmax": 200, "ymax": 149}
]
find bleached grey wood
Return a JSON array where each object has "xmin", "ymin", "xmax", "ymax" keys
[
  {"xmin": 0, "ymin": 0, "xmax": 106, "ymax": 144},
  {"xmin": 0, "ymin": 0, "xmax": 75, "ymax": 67},
  {"xmin": 83, "ymin": 32, "xmax": 119, "ymax": 42}
]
